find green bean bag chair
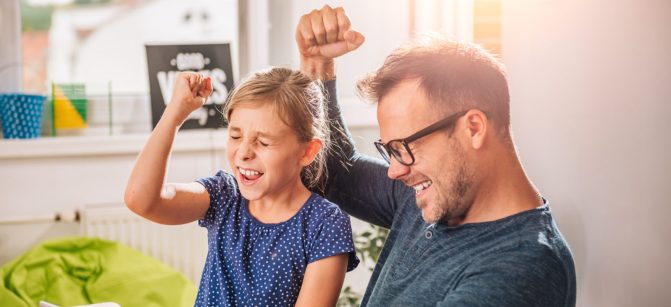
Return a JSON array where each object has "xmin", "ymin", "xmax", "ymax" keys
[{"xmin": 0, "ymin": 237, "xmax": 197, "ymax": 307}]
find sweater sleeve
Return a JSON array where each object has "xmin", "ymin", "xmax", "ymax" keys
[{"xmin": 321, "ymin": 79, "xmax": 414, "ymax": 229}]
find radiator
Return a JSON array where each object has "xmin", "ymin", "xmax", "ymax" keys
[{"xmin": 80, "ymin": 204, "xmax": 208, "ymax": 285}]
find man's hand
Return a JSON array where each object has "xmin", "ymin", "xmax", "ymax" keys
[
  {"xmin": 164, "ymin": 72, "xmax": 213, "ymax": 126},
  {"xmin": 296, "ymin": 5, "xmax": 365, "ymax": 80}
]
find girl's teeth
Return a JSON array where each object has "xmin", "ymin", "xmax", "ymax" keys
[{"xmin": 240, "ymin": 168, "xmax": 260, "ymax": 177}]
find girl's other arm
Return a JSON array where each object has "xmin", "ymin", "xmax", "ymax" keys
[
  {"xmin": 124, "ymin": 72, "xmax": 213, "ymax": 225},
  {"xmin": 294, "ymin": 254, "xmax": 349, "ymax": 307}
]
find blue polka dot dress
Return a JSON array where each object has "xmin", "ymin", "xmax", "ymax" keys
[{"xmin": 194, "ymin": 170, "xmax": 359, "ymax": 306}]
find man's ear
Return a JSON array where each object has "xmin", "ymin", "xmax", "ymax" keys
[
  {"xmin": 300, "ymin": 139, "xmax": 323, "ymax": 166},
  {"xmin": 462, "ymin": 109, "xmax": 488, "ymax": 150}
]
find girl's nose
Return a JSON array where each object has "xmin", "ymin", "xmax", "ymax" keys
[{"xmin": 237, "ymin": 141, "xmax": 255, "ymax": 161}]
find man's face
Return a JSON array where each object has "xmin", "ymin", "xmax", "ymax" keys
[{"xmin": 377, "ymin": 79, "xmax": 474, "ymax": 224}]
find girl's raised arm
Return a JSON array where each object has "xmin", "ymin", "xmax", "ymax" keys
[{"xmin": 124, "ymin": 72, "xmax": 213, "ymax": 225}]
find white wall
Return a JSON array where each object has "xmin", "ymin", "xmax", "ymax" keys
[{"xmin": 502, "ymin": 1, "xmax": 671, "ymax": 306}]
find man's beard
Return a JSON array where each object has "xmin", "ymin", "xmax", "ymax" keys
[
  {"xmin": 436, "ymin": 161, "xmax": 472, "ymax": 225},
  {"xmin": 421, "ymin": 142, "xmax": 473, "ymax": 225}
]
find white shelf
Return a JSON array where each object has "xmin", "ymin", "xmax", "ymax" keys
[{"xmin": 0, "ymin": 129, "xmax": 228, "ymax": 159}]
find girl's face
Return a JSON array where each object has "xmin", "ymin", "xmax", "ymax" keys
[{"xmin": 226, "ymin": 103, "xmax": 314, "ymax": 202}]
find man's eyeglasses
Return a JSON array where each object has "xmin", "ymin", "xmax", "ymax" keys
[{"xmin": 374, "ymin": 110, "xmax": 469, "ymax": 166}]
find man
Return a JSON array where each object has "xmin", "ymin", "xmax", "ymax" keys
[{"xmin": 296, "ymin": 5, "xmax": 576, "ymax": 307}]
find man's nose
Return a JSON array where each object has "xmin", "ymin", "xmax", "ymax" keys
[{"xmin": 387, "ymin": 158, "xmax": 410, "ymax": 180}]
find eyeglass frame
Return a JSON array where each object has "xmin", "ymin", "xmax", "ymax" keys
[{"xmin": 374, "ymin": 109, "xmax": 471, "ymax": 166}]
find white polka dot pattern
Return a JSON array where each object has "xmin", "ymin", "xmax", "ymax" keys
[
  {"xmin": 0, "ymin": 94, "xmax": 46, "ymax": 139},
  {"xmin": 193, "ymin": 171, "xmax": 359, "ymax": 306}
]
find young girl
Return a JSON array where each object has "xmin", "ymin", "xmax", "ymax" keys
[{"xmin": 124, "ymin": 68, "xmax": 358, "ymax": 306}]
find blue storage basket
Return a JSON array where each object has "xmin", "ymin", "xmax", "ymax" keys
[{"xmin": 0, "ymin": 93, "xmax": 46, "ymax": 139}]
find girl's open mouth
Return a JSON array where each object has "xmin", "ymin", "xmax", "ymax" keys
[{"xmin": 238, "ymin": 167, "xmax": 264, "ymax": 184}]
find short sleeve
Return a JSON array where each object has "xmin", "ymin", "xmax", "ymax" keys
[
  {"xmin": 195, "ymin": 170, "xmax": 240, "ymax": 229},
  {"xmin": 308, "ymin": 207, "xmax": 360, "ymax": 272}
]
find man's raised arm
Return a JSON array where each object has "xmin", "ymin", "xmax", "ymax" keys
[{"xmin": 295, "ymin": 6, "xmax": 412, "ymax": 228}]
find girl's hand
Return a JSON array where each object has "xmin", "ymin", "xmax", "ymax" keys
[{"xmin": 164, "ymin": 72, "xmax": 213, "ymax": 126}]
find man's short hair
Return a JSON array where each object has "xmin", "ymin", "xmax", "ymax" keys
[{"xmin": 357, "ymin": 35, "xmax": 511, "ymax": 138}]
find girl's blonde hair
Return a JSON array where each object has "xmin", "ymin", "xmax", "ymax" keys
[{"xmin": 223, "ymin": 67, "xmax": 329, "ymax": 191}]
